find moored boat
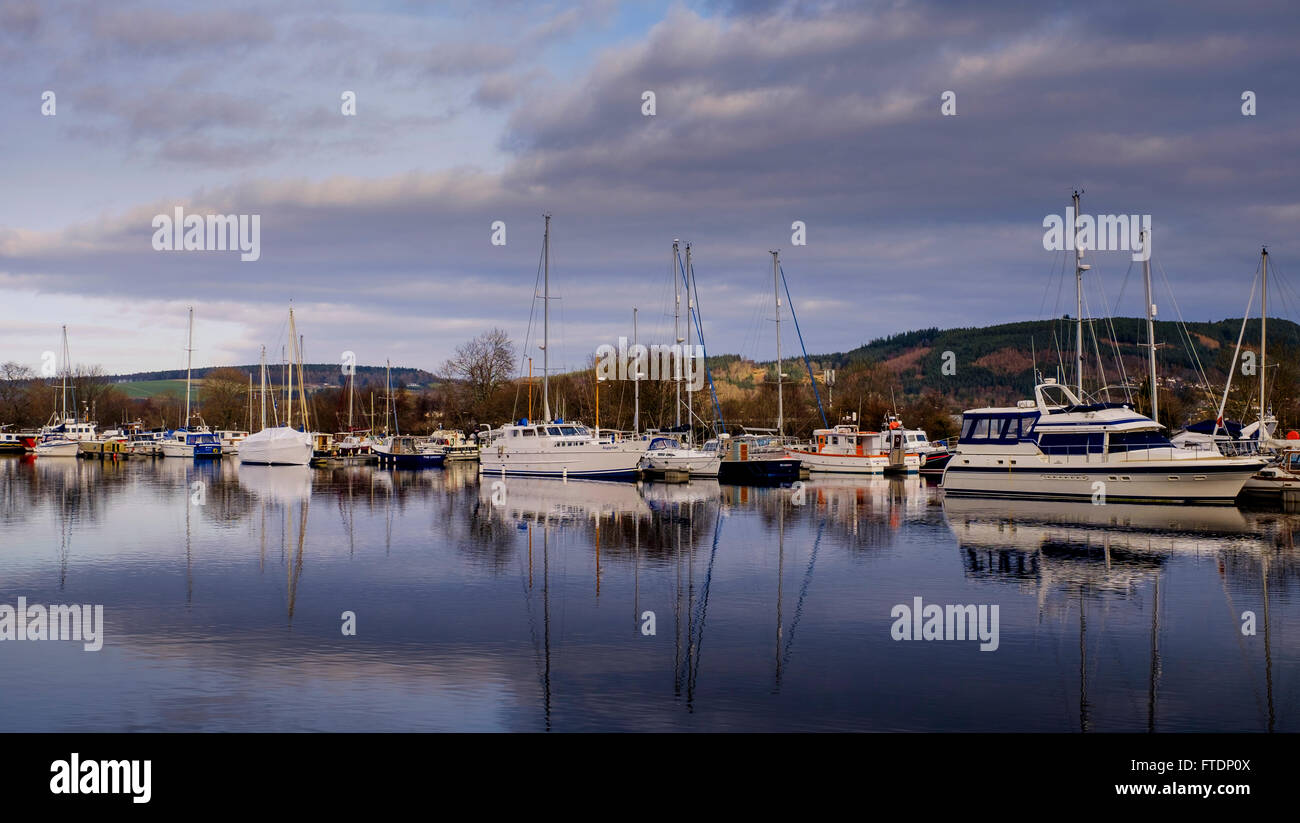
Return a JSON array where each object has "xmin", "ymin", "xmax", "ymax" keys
[{"xmin": 942, "ymin": 380, "xmax": 1265, "ymax": 504}]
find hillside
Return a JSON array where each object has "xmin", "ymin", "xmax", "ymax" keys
[{"xmin": 109, "ymin": 364, "xmax": 439, "ymax": 389}]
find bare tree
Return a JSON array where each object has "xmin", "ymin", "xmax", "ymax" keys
[
  {"xmin": 0, "ymin": 362, "xmax": 34, "ymax": 425},
  {"xmin": 441, "ymin": 328, "xmax": 516, "ymax": 406}
]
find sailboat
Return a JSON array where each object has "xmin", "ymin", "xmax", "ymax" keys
[
  {"xmin": 239, "ymin": 310, "xmax": 314, "ymax": 466},
  {"xmin": 35, "ymin": 326, "xmax": 95, "ymax": 457},
  {"xmin": 716, "ymin": 250, "xmax": 800, "ymax": 485},
  {"xmin": 637, "ymin": 241, "xmax": 722, "ymax": 477},
  {"xmin": 371, "ymin": 359, "xmax": 444, "ymax": 467},
  {"xmin": 160, "ymin": 308, "xmax": 221, "ymax": 458},
  {"xmin": 1172, "ymin": 247, "xmax": 1281, "ymax": 455},
  {"xmin": 943, "ymin": 202, "xmax": 1265, "ymax": 503},
  {"xmin": 479, "ymin": 214, "xmax": 646, "ymax": 480}
]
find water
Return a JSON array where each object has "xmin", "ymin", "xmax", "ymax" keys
[{"xmin": 1, "ymin": 455, "xmax": 1296, "ymax": 732}]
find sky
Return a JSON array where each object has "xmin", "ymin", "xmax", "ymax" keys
[{"xmin": 1, "ymin": 0, "xmax": 1298, "ymax": 378}]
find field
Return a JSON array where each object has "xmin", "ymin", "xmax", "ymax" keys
[{"xmin": 114, "ymin": 379, "xmax": 198, "ymax": 399}]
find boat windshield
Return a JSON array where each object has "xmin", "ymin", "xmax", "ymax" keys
[{"xmin": 559, "ymin": 426, "xmax": 579, "ymax": 436}]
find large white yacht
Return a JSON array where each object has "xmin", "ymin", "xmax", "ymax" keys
[
  {"xmin": 480, "ymin": 419, "xmax": 644, "ymax": 480},
  {"xmin": 480, "ymin": 215, "xmax": 645, "ymax": 481},
  {"xmin": 941, "ymin": 380, "xmax": 1265, "ymax": 504}
]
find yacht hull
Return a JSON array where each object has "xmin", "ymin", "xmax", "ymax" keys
[
  {"xmin": 942, "ymin": 459, "xmax": 1264, "ymax": 504},
  {"xmin": 480, "ymin": 445, "xmax": 643, "ymax": 480}
]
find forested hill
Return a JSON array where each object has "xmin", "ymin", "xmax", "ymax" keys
[
  {"xmin": 109, "ymin": 364, "xmax": 438, "ymax": 387},
  {"xmin": 809, "ymin": 317, "xmax": 1300, "ymax": 401}
]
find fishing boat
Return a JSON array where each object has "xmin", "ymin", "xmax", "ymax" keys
[
  {"xmin": 479, "ymin": 215, "xmax": 645, "ymax": 481},
  {"xmin": 786, "ymin": 425, "xmax": 894, "ymax": 474},
  {"xmin": 240, "ymin": 313, "xmax": 314, "ymax": 466}
]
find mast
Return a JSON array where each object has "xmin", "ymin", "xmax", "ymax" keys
[
  {"xmin": 385, "ymin": 359, "xmax": 391, "ymax": 435},
  {"xmin": 1142, "ymin": 228, "xmax": 1157, "ymax": 423},
  {"xmin": 247, "ymin": 372, "xmax": 253, "ymax": 432},
  {"xmin": 772, "ymin": 249, "xmax": 783, "ymax": 434},
  {"xmin": 184, "ymin": 306, "xmax": 193, "ymax": 428},
  {"xmin": 685, "ymin": 243, "xmax": 693, "ymax": 445},
  {"xmin": 633, "ymin": 306, "xmax": 639, "ymax": 434},
  {"xmin": 1260, "ymin": 246, "xmax": 1268, "ymax": 439},
  {"xmin": 673, "ymin": 239, "xmax": 681, "ymax": 429},
  {"xmin": 60, "ymin": 325, "xmax": 69, "ymax": 422},
  {"xmin": 259, "ymin": 346, "xmax": 267, "ymax": 430},
  {"xmin": 1073, "ymin": 190, "xmax": 1088, "ymax": 398},
  {"xmin": 287, "ymin": 309, "xmax": 296, "ymax": 430},
  {"xmin": 542, "ymin": 213, "xmax": 552, "ymax": 423}
]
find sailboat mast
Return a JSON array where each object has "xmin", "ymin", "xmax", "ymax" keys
[
  {"xmin": 1073, "ymin": 190, "xmax": 1085, "ymax": 398},
  {"xmin": 1142, "ymin": 228, "xmax": 1157, "ymax": 423},
  {"xmin": 259, "ymin": 346, "xmax": 267, "ymax": 430},
  {"xmin": 685, "ymin": 243, "xmax": 693, "ymax": 446},
  {"xmin": 633, "ymin": 307, "xmax": 640, "ymax": 434},
  {"xmin": 287, "ymin": 309, "xmax": 296, "ymax": 430},
  {"xmin": 673, "ymin": 239, "xmax": 680, "ymax": 429},
  {"xmin": 60, "ymin": 325, "xmax": 69, "ymax": 421},
  {"xmin": 1261, "ymin": 246, "xmax": 1268, "ymax": 437},
  {"xmin": 542, "ymin": 213, "xmax": 551, "ymax": 423},
  {"xmin": 772, "ymin": 249, "xmax": 783, "ymax": 434},
  {"xmin": 184, "ymin": 306, "xmax": 193, "ymax": 428}
]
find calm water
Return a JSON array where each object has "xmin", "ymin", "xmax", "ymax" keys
[{"xmin": 1, "ymin": 454, "xmax": 1297, "ymax": 732}]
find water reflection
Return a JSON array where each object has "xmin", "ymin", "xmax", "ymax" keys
[{"xmin": 0, "ymin": 456, "xmax": 1297, "ymax": 731}]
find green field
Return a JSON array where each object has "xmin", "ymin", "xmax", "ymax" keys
[{"xmin": 115, "ymin": 379, "xmax": 199, "ymax": 399}]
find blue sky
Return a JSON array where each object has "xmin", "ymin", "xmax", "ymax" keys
[{"xmin": 1, "ymin": 0, "xmax": 1298, "ymax": 377}]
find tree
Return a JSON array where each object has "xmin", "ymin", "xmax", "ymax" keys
[
  {"xmin": 0, "ymin": 362, "xmax": 34, "ymax": 426},
  {"xmin": 441, "ymin": 328, "xmax": 517, "ymax": 414},
  {"xmin": 199, "ymin": 367, "xmax": 251, "ymax": 429}
]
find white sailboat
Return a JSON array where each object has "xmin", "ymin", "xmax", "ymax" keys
[
  {"xmin": 35, "ymin": 326, "xmax": 92, "ymax": 457},
  {"xmin": 479, "ymin": 214, "xmax": 646, "ymax": 480},
  {"xmin": 239, "ymin": 311, "xmax": 314, "ymax": 466}
]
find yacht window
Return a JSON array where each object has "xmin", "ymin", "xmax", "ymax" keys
[
  {"xmin": 547, "ymin": 426, "xmax": 562, "ymax": 436},
  {"xmin": 1289, "ymin": 453, "xmax": 1300, "ymax": 471},
  {"xmin": 972, "ymin": 418, "xmax": 991, "ymax": 438},
  {"xmin": 560, "ymin": 426, "xmax": 578, "ymax": 436},
  {"xmin": 522, "ymin": 428, "xmax": 536, "ymax": 436},
  {"xmin": 511, "ymin": 430, "xmax": 519, "ymax": 437},
  {"xmin": 961, "ymin": 417, "xmax": 976, "ymax": 439}
]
